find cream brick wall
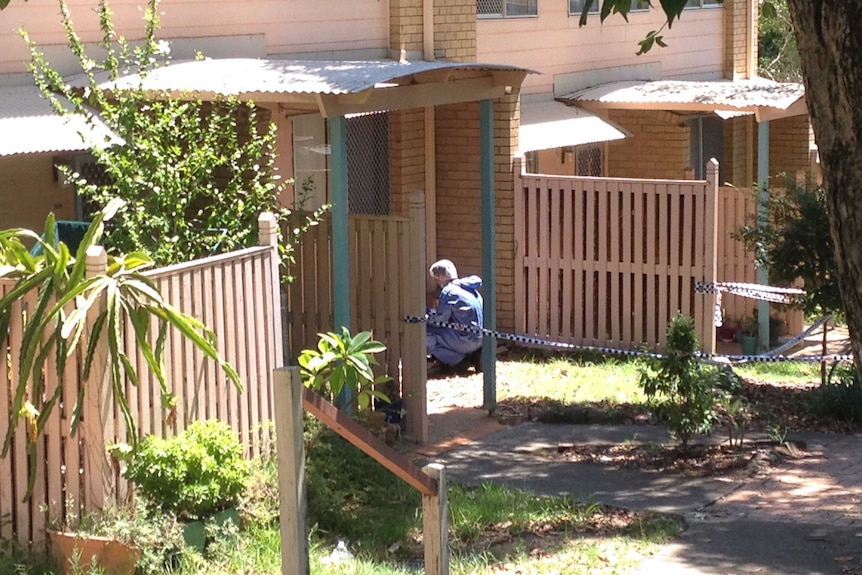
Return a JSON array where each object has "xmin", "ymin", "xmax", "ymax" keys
[
  {"xmin": 389, "ymin": 0, "xmax": 424, "ymax": 56},
  {"xmin": 435, "ymin": 101, "xmax": 481, "ymax": 277},
  {"xmin": 434, "ymin": 0, "xmax": 476, "ymax": 62},
  {"xmin": 724, "ymin": 0, "xmax": 757, "ymax": 79},
  {"xmin": 389, "ymin": 108, "xmax": 426, "ymax": 216},
  {"xmin": 493, "ymin": 93, "xmax": 519, "ymax": 332},
  {"xmin": 0, "ymin": 155, "xmax": 76, "ymax": 232},
  {"xmin": 767, "ymin": 114, "xmax": 813, "ymax": 183},
  {"xmin": 434, "ymin": 92, "xmax": 519, "ymax": 331},
  {"xmin": 606, "ymin": 110, "xmax": 692, "ymax": 180},
  {"xmin": 723, "ymin": 115, "xmax": 754, "ymax": 188}
]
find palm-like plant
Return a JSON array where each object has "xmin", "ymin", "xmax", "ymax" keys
[{"xmin": 0, "ymin": 199, "xmax": 241, "ymax": 494}]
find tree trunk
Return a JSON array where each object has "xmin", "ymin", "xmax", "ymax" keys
[{"xmin": 786, "ymin": 0, "xmax": 862, "ymax": 377}]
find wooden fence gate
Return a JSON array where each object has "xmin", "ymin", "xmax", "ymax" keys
[{"xmin": 514, "ymin": 157, "xmax": 720, "ymax": 352}]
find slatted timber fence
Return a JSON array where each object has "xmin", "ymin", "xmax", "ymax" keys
[
  {"xmin": 514, "ymin": 157, "xmax": 803, "ymax": 352},
  {"xmin": 0, "ymin": 214, "xmax": 282, "ymax": 546},
  {"xmin": 283, "ymin": 191, "xmax": 428, "ymax": 442},
  {"xmin": 515, "ymin": 157, "xmax": 720, "ymax": 352}
]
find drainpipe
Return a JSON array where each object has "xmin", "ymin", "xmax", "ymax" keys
[
  {"xmin": 746, "ymin": 0, "xmax": 757, "ymax": 79},
  {"xmin": 423, "ymin": 0, "xmax": 437, "ymax": 279}
]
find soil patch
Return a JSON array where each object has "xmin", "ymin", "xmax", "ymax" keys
[{"xmin": 541, "ymin": 439, "xmax": 808, "ymax": 479}]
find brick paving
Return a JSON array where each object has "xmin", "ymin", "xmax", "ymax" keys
[{"xmin": 708, "ymin": 432, "xmax": 862, "ymax": 527}]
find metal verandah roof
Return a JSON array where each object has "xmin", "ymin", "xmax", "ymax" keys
[
  {"xmin": 519, "ymin": 100, "xmax": 628, "ymax": 153},
  {"xmin": 0, "ymin": 85, "xmax": 121, "ymax": 157},
  {"xmin": 559, "ymin": 78, "xmax": 807, "ymax": 123},
  {"xmin": 85, "ymin": 58, "xmax": 532, "ymax": 117}
]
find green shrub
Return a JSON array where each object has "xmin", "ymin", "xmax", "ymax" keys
[
  {"xmin": 807, "ymin": 364, "xmax": 862, "ymax": 423},
  {"xmin": 299, "ymin": 328, "xmax": 391, "ymax": 410},
  {"xmin": 125, "ymin": 420, "xmax": 249, "ymax": 519},
  {"xmin": 638, "ymin": 314, "xmax": 718, "ymax": 447}
]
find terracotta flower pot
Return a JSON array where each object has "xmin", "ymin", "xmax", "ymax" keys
[{"xmin": 48, "ymin": 530, "xmax": 142, "ymax": 575}]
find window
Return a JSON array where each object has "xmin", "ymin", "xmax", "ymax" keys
[
  {"xmin": 689, "ymin": 116, "xmax": 724, "ymax": 181},
  {"xmin": 569, "ymin": 0, "xmax": 648, "ymax": 16},
  {"xmin": 346, "ymin": 112, "xmax": 390, "ymax": 215},
  {"xmin": 569, "ymin": 0, "xmax": 598, "ymax": 16},
  {"xmin": 685, "ymin": 0, "xmax": 721, "ymax": 8},
  {"xmin": 292, "ymin": 112, "xmax": 391, "ymax": 215},
  {"xmin": 575, "ymin": 144, "xmax": 603, "ymax": 177},
  {"xmin": 478, "ymin": 0, "xmax": 537, "ymax": 19}
]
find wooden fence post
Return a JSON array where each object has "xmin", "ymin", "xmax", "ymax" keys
[
  {"xmin": 259, "ymin": 211, "xmax": 285, "ymax": 395},
  {"xmin": 422, "ymin": 463, "xmax": 449, "ymax": 575},
  {"xmin": 80, "ymin": 246, "xmax": 115, "ymax": 512},
  {"xmin": 273, "ymin": 367, "xmax": 308, "ymax": 575},
  {"xmin": 404, "ymin": 191, "xmax": 428, "ymax": 444},
  {"xmin": 513, "ymin": 156, "xmax": 525, "ymax": 336},
  {"xmin": 703, "ymin": 160, "xmax": 719, "ymax": 354}
]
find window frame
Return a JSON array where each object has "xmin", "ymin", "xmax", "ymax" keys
[
  {"xmin": 478, "ymin": 0, "xmax": 539, "ymax": 20},
  {"xmin": 568, "ymin": 0, "xmax": 649, "ymax": 17},
  {"xmin": 684, "ymin": 0, "xmax": 722, "ymax": 9}
]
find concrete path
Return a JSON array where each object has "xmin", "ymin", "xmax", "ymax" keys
[{"xmin": 429, "ymin": 422, "xmax": 862, "ymax": 575}]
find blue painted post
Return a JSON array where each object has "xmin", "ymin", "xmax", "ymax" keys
[
  {"xmin": 329, "ymin": 115, "xmax": 352, "ymax": 409},
  {"xmin": 479, "ymin": 99, "xmax": 497, "ymax": 411},
  {"xmin": 330, "ymin": 115, "xmax": 350, "ymax": 331},
  {"xmin": 757, "ymin": 121, "xmax": 770, "ymax": 352}
]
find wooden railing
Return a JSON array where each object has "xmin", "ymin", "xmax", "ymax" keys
[{"xmin": 272, "ymin": 367, "xmax": 448, "ymax": 575}]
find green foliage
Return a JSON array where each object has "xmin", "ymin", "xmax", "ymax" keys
[
  {"xmin": 24, "ymin": 0, "xmax": 326, "ymax": 267},
  {"xmin": 238, "ymin": 452, "xmax": 280, "ymax": 528},
  {"xmin": 577, "ymin": 0, "xmax": 689, "ymax": 54},
  {"xmin": 734, "ymin": 178, "xmax": 842, "ymax": 319},
  {"xmin": 638, "ymin": 314, "xmax": 718, "ymax": 447},
  {"xmin": 806, "ymin": 364, "xmax": 862, "ymax": 424},
  {"xmin": 0, "ymin": 202, "xmax": 241, "ymax": 496},
  {"xmin": 758, "ymin": 0, "xmax": 801, "ymax": 82},
  {"xmin": 124, "ymin": 420, "xmax": 250, "ymax": 520},
  {"xmin": 305, "ymin": 430, "xmax": 420, "ymax": 552},
  {"xmin": 298, "ymin": 328, "xmax": 391, "ymax": 411}
]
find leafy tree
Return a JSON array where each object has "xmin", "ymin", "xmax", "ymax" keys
[
  {"xmin": 734, "ymin": 178, "xmax": 841, "ymax": 383},
  {"xmin": 24, "ymin": 0, "xmax": 325, "ymax": 267},
  {"xmin": 757, "ymin": 0, "xmax": 801, "ymax": 82},
  {"xmin": 734, "ymin": 177, "xmax": 841, "ymax": 319}
]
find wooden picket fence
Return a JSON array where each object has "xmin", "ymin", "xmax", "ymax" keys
[
  {"xmin": 514, "ymin": 158, "xmax": 804, "ymax": 352},
  {"xmin": 0, "ymin": 214, "xmax": 283, "ymax": 546}
]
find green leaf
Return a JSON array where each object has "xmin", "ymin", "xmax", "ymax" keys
[{"xmin": 760, "ymin": 0, "xmax": 777, "ymax": 19}]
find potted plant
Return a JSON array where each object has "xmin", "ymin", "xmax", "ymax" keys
[
  {"xmin": 47, "ymin": 500, "xmax": 183, "ymax": 575},
  {"xmin": 123, "ymin": 419, "xmax": 249, "ymax": 551},
  {"xmin": 739, "ymin": 315, "xmax": 759, "ymax": 355}
]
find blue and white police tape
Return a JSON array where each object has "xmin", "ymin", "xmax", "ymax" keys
[
  {"xmin": 762, "ymin": 315, "xmax": 830, "ymax": 357},
  {"xmin": 695, "ymin": 280, "xmax": 804, "ymax": 305},
  {"xmin": 406, "ymin": 314, "xmax": 853, "ymax": 365}
]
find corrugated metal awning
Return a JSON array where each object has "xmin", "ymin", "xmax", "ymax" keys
[
  {"xmin": 82, "ymin": 58, "xmax": 532, "ymax": 118},
  {"xmin": 560, "ymin": 79, "xmax": 806, "ymax": 123},
  {"xmin": 519, "ymin": 101, "xmax": 628, "ymax": 153},
  {"xmin": 0, "ymin": 85, "xmax": 121, "ymax": 157}
]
